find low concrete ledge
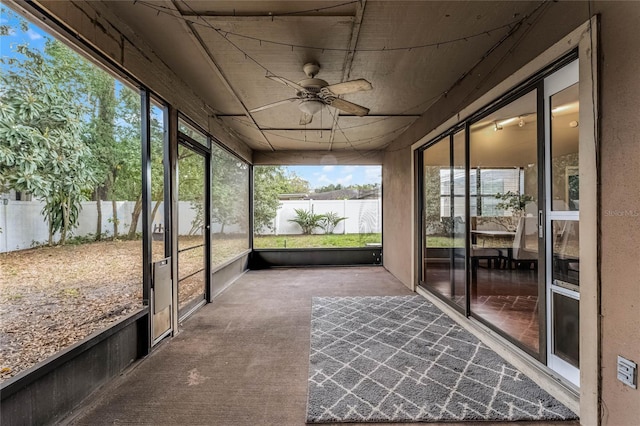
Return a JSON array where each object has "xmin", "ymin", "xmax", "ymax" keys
[
  {"xmin": 249, "ymin": 247, "xmax": 383, "ymax": 269},
  {"xmin": 1, "ymin": 309, "xmax": 148, "ymax": 425}
]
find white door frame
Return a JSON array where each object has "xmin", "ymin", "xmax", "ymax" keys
[{"xmin": 543, "ymin": 59, "xmax": 580, "ymax": 387}]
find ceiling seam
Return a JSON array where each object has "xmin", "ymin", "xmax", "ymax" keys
[
  {"xmin": 166, "ymin": 0, "xmax": 275, "ymax": 151},
  {"xmin": 329, "ymin": 0, "xmax": 367, "ymax": 151}
]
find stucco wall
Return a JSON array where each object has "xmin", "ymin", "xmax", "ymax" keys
[
  {"xmin": 382, "ymin": 146, "xmax": 413, "ymax": 287},
  {"xmin": 597, "ymin": 3, "xmax": 640, "ymax": 425},
  {"xmin": 383, "ymin": 2, "xmax": 640, "ymax": 425}
]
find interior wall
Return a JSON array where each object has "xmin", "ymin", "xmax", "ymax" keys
[
  {"xmin": 20, "ymin": 0, "xmax": 252, "ymax": 162},
  {"xmin": 383, "ymin": 2, "xmax": 640, "ymax": 425}
]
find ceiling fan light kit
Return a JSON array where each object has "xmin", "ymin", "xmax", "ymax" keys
[{"xmin": 250, "ymin": 62, "xmax": 373, "ymax": 125}]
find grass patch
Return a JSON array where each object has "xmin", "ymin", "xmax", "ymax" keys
[
  {"xmin": 254, "ymin": 233, "xmax": 381, "ymax": 249},
  {"xmin": 425, "ymin": 236, "xmax": 465, "ymax": 248}
]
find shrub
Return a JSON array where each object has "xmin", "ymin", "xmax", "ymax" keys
[
  {"xmin": 288, "ymin": 208, "xmax": 325, "ymax": 235},
  {"xmin": 319, "ymin": 211, "xmax": 347, "ymax": 234}
]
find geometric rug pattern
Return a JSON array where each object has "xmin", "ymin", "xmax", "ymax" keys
[{"xmin": 306, "ymin": 296, "xmax": 578, "ymax": 423}]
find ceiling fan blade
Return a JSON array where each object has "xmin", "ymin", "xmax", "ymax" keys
[
  {"xmin": 324, "ymin": 79, "xmax": 372, "ymax": 95},
  {"xmin": 249, "ymin": 98, "xmax": 297, "ymax": 113},
  {"xmin": 328, "ymin": 98, "xmax": 370, "ymax": 116},
  {"xmin": 299, "ymin": 112, "xmax": 314, "ymax": 125},
  {"xmin": 266, "ymin": 75, "xmax": 306, "ymax": 92}
]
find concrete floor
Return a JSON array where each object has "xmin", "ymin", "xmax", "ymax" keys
[{"xmin": 63, "ymin": 267, "xmax": 578, "ymax": 426}]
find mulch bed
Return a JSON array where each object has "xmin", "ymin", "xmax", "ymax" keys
[{"xmin": 1, "ymin": 240, "xmax": 143, "ymax": 382}]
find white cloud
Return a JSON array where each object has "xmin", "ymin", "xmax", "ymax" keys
[
  {"xmin": 26, "ymin": 29, "xmax": 42, "ymax": 40},
  {"xmin": 364, "ymin": 166, "xmax": 382, "ymax": 181},
  {"xmin": 335, "ymin": 174, "xmax": 353, "ymax": 185},
  {"xmin": 317, "ymin": 174, "xmax": 330, "ymax": 184},
  {"xmin": 322, "ymin": 165, "xmax": 335, "ymax": 172}
]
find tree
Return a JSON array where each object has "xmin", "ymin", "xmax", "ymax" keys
[
  {"xmin": 315, "ymin": 183, "xmax": 343, "ymax": 193},
  {"xmin": 46, "ymin": 37, "xmax": 145, "ymax": 241},
  {"xmin": 0, "ymin": 32, "xmax": 96, "ymax": 245},
  {"xmin": 253, "ymin": 166, "xmax": 286, "ymax": 233},
  {"xmin": 211, "ymin": 145, "xmax": 248, "ymax": 234},
  {"xmin": 253, "ymin": 166, "xmax": 310, "ymax": 233},
  {"xmin": 111, "ymin": 88, "xmax": 143, "ymax": 239},
  {"xmin": 49, "ymin": 41, "xmax": 119, "ymax": 240}
]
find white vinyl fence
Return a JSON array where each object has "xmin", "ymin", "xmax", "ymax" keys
[
  {"xmin": 0, "ymin": 198, "xmax": 381, "ymax": 252},
  {"xmin": 263, "ymin": 199, "xmax": 381, "ymax": 236}
]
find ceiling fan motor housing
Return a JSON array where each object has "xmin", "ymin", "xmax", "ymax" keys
[
  {"xmin": 303, "ymin": 62, "xmax": 321, "ymax": 78},
  {"xmin": 297, "ymin": 78, "xmax": 329, "ymax": 99}
]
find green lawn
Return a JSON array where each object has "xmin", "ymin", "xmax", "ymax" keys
[
  {"xmin": 253, "ymin": 233, "xmax": 381, "ymax": 249},
  {"xmin": 425, "ymin": 236, "xmax": 465, "ymax": 248}
]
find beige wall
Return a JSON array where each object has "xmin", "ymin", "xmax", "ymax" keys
[
  {"xmin": 597, "ymin": 3, "xmax": 640, "ymax": 425},
  {"xmin": 382, "ymin": 146, "xmax": 413, "ymax": 288},
  {"xmin": 384, "ymin": 2, "xmax": 640, "ymax": 425}
]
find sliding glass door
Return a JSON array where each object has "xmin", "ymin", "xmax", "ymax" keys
[
  {"xmin": 421, "ymin": 130, "xmax": 466, "ymax": 311},
  {"xmin": 418, "ymin": 57, "xmax": 581, "ymax": 386},
  {"xmin": 468, "ymin": 89, "xmax": 543, "ymax": 357}
]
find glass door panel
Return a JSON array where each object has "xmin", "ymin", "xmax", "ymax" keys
[
  {"xmin": 545, "ymin": 61, "xmax": 580, "ymax": 386},
  {"xmin": 469, "ymin": 89, "xmax": 542, "ymax": 356},
  {"xmin": 150, "ymin": 101, "xmax": 171, "ymax": 342},
  {"xmin": 451, "ymin": 131, "xmax": 466, "ymax": 308},
  {"xmin": 421, "ymin": 131, "xmax": 467, "ymax": 310},
  {"xmin": 177, "ymin": 144, "xmax": 207, "ymax": 318}
]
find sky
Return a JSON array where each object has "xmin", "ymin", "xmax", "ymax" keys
[
  {"xmin": 0, "ymin": 7, "xmax": 48, "ymax": 56},
  {"xmin": 287, "ymin": 165, "xmax": 381, "ymax": 190}
]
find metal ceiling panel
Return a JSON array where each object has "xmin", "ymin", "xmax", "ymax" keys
[
  {"xmin": 218, "ymin": 116, "xmax": 273, "ymax": 150},
  {"xmin": 193, "ymin": 16, "xmax": 354, "ymax": 113},
  {"xmin": 101, "ymin": 0, "xmax": 547, "ymax": 154},
  {"xmin": 106, "ymin": 1, "xmax": 245, "ymax": 114}
]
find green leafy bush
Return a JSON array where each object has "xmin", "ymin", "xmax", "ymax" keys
[
  {"xmin": 288, "ymin": 208, "xmax": 325, "ymax": 235},
  {"xmin": 319, "ymin": 211, "xmax": 347, "ymax": 234}
]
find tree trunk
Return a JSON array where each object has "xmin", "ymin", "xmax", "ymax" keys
[
  {"xmin": 128, "ymin": 194, "xmax": 143, "ymax": 239},
  {"xmin": 48, "ymin": 213, "xmax": 54, "ymax": 246},
  {"xmin": 150, "ymin": 200, "xmax": 161, "ymax": 226},
  {"xmin": 60, "ymin": 199, "xmax": 70, "ymax": 245},
  {"xmin": 95, "ymin": 197, "xmax": 102, "ymax": 241},
  {"xmin": 112, "ymin": 200, "xmax": 119, "ymax": 239}
]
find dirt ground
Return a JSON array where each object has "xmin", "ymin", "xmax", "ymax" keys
[
  {"xmin": 1, "ymin": 240, "xmax": 143, "ymax": 382},
  {"xmin": 0, "ymin": 235, "xmax": 249, "ymax": 382}
]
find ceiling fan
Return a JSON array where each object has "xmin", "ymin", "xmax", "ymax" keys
[{"xmin": 249, "ymin": 62, "xmax": 373, "ymax": 125}]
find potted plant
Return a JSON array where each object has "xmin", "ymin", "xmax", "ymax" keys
[{"xmin": 494, "ymin": 191, "xmax": 534, "ymax": 218}]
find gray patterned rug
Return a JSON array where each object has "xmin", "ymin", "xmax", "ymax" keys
[{"xmin": 306, "ymin": 296, "xmax": 578, "ymax": 423}]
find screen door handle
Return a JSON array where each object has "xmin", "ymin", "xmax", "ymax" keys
[{"xmin": 538, "ymin": 210, "xmax": 544, "ymax": 238}]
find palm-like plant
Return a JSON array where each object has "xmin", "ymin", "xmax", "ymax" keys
[
  {"xmin": 288, "ymin": 208, "xmax": 325, "ymax": 235},
  {"xmin": 319, "ymin": 211, "xmax": 347, "ymax": 234}
]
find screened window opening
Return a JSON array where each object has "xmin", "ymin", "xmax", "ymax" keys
[
  {"xmin": 211, "ymin": 144, "xmax": 250, "ymax": 267},
  {"xmin": 1, "ymin": 10, "xmax": 144, "ymax": 381},
  {"xmin": 253, "ymin": 165, "xmax": 381, "ymax": 249}
]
